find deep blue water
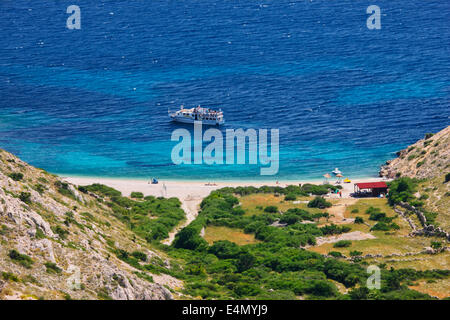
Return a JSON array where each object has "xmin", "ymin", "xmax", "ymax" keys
[{"xmin": 0, "ymin": 1, "xmax": 449, "ymax": 180}]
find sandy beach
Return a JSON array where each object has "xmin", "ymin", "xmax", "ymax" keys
[{"xmin": 63, "ymin": 176, "xmax": 388, "ymax": 200}]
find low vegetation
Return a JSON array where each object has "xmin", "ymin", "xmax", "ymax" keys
[
  {"xmin": 158, "ymin": 186, "xmax": 448, "ymax": 299},
  {"xmin": 8, "ymin": 250, "xmax": 34, "ymax": 269},
  {"xmin": 308, "ymin": 196, "xmax": 332, "ymax": 209},
  {"xmin": 80, "ymin": 184, "xmax": 185, "ymax": 242},
  {"xmin": 8, "ymin": 172, "xmax": 23, "ymax": 181}
]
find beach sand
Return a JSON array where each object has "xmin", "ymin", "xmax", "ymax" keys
[{"xmin": 63, "ymin": 176, "xmax": 387, "ymax": 200}]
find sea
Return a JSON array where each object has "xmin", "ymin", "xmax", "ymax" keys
[{"xmin": 0, "ymin": 0, "xmax": 449, "ymax": 180}]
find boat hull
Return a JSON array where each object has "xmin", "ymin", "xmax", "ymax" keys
[{"xmin": 170, "ymin": 116, "xmax": 225, "ymax": 126}]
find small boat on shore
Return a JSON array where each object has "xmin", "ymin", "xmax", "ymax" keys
[{"xmin": 169, "ymin": 105, "xmax": 225, "ymax": 125}]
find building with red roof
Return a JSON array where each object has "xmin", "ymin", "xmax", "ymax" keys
[{"xmin": 354, "ymin": 181, "xmax": 388, "ymax": 197}]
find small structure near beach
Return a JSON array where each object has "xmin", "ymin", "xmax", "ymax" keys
[{"xmin": 354, "ymin": 181, "xmax": 388, "ymax": 197}]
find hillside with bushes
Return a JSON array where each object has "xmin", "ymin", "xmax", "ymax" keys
[
  {"xmin": 380, "ymin": 126, "xmax": 449, "ymax": 233},
  {"xmin": 1, "ymin": 147, "xmax": 448, "ymax": 300},
  {"xmin": 166, "ymin": 185, "xmax": 449, "ymax": 299},
  {"xmin": 0, "ymin": 149, "xmax": 180, "ymax": 300}
]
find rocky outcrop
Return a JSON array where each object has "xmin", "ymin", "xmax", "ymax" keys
[
  {"xmin": 0, "ymin": 149, "xmax": 177, "ymax": 300},
  {"xmin": 325, "ymin": 247, "xmax": 449, "ymax": 261},
  {"xmin": 379, "ymin": 126, "xmax": 449, "ymax": 179},
  {"xmin": 396, "ymin": 201, "xmax": 450, "ymax": 241},
  {"xmin": 410, "ymin": 225, "xmax": 450, "ymax": 241}
]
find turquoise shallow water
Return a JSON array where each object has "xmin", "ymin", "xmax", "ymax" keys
[{"xmin": 0, "ymin": 1, "xmax": 449, "ymax": 180}]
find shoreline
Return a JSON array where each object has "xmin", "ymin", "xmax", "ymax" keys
[
  {"xmin": 63, "ymin": 175, "xmax": 388, "ymax": 200},
  {"xmin": 58, "ymin": 172, "xmax": 381, "ymax": 184}
]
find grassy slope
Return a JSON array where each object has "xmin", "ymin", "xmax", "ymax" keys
[
  {"xmin": 203, "ymin": 226, "xmax": 260, "ymax": 245},
  {"xmin": 240, "ymin": 193, "xmax": 324, "ymax": 216},
  {"xmin": 416, "ymin": 173, "xmax": 450, "ymax": 230}
]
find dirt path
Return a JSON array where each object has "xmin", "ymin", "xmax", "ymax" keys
[
  {"xmin": 163, "ymin": 196, "xmax": 202, "ymax": 245},
  {"xmin": 328, "ymin": 198, "xmax": 358, "ymax": 224},
  {"xmin": 314, "ymin": 231, "xmax": 376, "ymax": 246}
]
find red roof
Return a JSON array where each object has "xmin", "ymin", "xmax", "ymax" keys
[{"xmin": 355, "ymin": 182, "xmax": 388, "ymax": 189}]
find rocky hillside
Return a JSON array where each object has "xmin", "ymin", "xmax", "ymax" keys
[
  {"xmin": 380, "ymin": 126, "xmax": 449, "ymax": 179},
  {"xmin": 380, "ymin": 126, "xmax": 450, "ymax": 232},
  {"xmin": 0, "ymin": 149, "xmax": 177, "ymax": 300}
]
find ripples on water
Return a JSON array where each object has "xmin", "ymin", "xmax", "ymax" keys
[{"xmin": 0, "ymin": 1, "xmax": 449, "ymax": 180}]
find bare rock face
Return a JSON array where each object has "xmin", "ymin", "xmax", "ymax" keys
[
  {"xmin": 0, "ymin": 188, "xmax": 55, "ymax": 238},
  {"xmin": 0, "ymin": 149, "xmax": 177, "ymax": 300},
  {"xmin": 107, "ymin": 272, "xmax": 172, "ymax": 300},
  {"xmin": 379, "ymin": 126, "xmax": 449, "ymax": 179}
]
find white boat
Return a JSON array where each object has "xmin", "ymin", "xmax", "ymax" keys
[
  {"xmin": 332, "ymin": 168, "xmax": 342, "ymax": 175},
  {"xmin": 169, "ymin": 105, "xmax": 225, "ymax": 125}
]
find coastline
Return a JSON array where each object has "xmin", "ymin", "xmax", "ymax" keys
[
  {"xmin": 63, "ymin": 175, "xmax": 388, "ymax": 200},
  {"xmin": 63, "ymin": 175, "xmax": 389, "ymax": 245}
]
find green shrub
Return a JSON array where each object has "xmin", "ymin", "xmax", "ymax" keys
[
  {"xmin": 387, "ymin": 178, "xmax": 418, "ymax": 205},
  {"xmin": 235, "ymin": 252, "xmax": 256, "ymax": 272},
  {"xmin": 0, "ymin": 225, "xmax": 9, "ymax": 236},
  {"xmin": 54, "ymin": 181, "xmax": 75, "ymax": 199},
  {"xmin": 284, "ymin": 194, "xmax": 296, "ymax": 201},
  {"xmin": 19, "ymin": 192, "xmax": 31, "ymax": 204},
  {"xmin": 320, "ymin": 224, "xmax": 351, "ymax": 235},
  {"xmin": 34, "ymin": 183, "xmax": 46, "ymax": 195},
  {"xmin": 102, "ymin": 192, "xmax": 185, "ymax": 242},
  {"xmin": 445, "ymin": 173, "xmax": 450, "ymax": 183},
  {"xmin": 59, "ymin": 292, "xmax": 71, "ymax": 300},
  {"xmin": 371, "ymin": 222, "xmax": 400, "ymax": 231},
  {"xmin": 333, "ymin": 240, "xmax": 352, "ymax": 248},
  {"xmin": 409, "ymin": 200, "xmax": 424, "ymax": 208},
  {"xmin": 423, "ymin": 211, "xmax": 438, "ymax": 224},
  {"xmin": 81, "ymin": 184, "xmax": 122, "ymax": 198},
  {"xmin": 419, "ymin": 194, "xmax": 429, "ymax": 200},
  {"xmin": 351, "ymin": 208, "xmax": 359, "ymax": 213},
  {"xmin": 349, "ymin": 251, "xmax": 363, "ymax": 257},
  {"xmin": 424, "ymin": 133, "xmax": 434, "ymax": 139},
  {"xmin": 131, "ymin": 251, "xmax": 147, "ymax": 262},
  {"xmin": 173, "ymin": 227, "xmax": 207, "ymax": 251},
  {"xmin": 377, "ymin": 222, "xmax": 396, "ymax": 231},
  {"xmin": 209, "ymin": 240, "xmax": 241, "ymax": 259},
  {"xmin": 97, "ymin": 288, "xmax": 113, "ymax": 300},
  {"xmin": 264, "ymin": 206, "xmax": 278, "ymax": 213},
  {"xmin": 430, "ymin": 241, "xmax": 442, "ymax": 250},
  {"xmin": 45, "ymin": 262, "xmax": 62, "ymax": 274},
  {"xmin": 8, "ymin": 249, "xmax": 34, "ymax": 269},
  {"xmin": 2, "ymin": 272, "xmax": 19, "ymax": 282},
  {"xmin": 328, "ymin": 251, "xmax": 344, "ymax": 258},
  {"xmin": 35, "ymin": 227, "xmax": 46, "ymax": 239},
  {"xmin": 354, "ymin": 217, "xmax": 364, "ymax": 224},
  {"xmin": 8, "ymin": 172, "xmax": 23, "ymax": 181},
  {"xmin": 231, "ymin": 207, "xmax": 245, "ymax": 216},
  {"xmin": 134, "ymin": 272, "xmax": 153, "ymax": 283},
  {"xmin": 367, "ymin": 209, "xmax": 393, "ymax": 223},
  {"xmin": 130, "ymin": 192, "xmax": 144, "ymax": 199},
  {"xmin": 52, "ymin": 226, "xmax": 69, "ymax": 240},
  {"xmin": 307, "ymin": 196, "xmax": 332, "ymax": 209},
  {"xmin": 301, "ymin": 184, "xmax": 330, "ymax": 195}
]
